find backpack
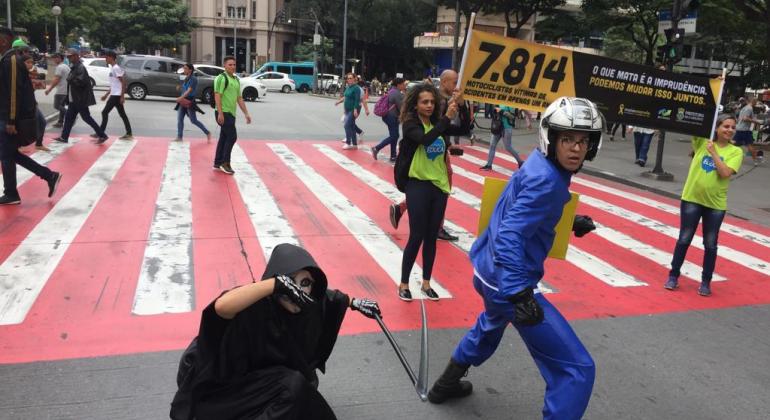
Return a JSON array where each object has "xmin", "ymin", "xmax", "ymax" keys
[
  {"xmin": 490, "ymin": 109, "xmax": 503, "ymax": 136},
  {"xmin": 373, "ymin": 88, "xmax": 394, "ymax": 117},
  {"xmin": 209, "ymin": 74, "xmax": 230, "ymax": 108},
  {"xmin": 394, "ymin": 137, "xmax": 418, "ymax": 193}
]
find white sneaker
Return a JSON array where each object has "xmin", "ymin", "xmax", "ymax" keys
[
  {"xmin": 342, "ymin": 144, "xmax": 357, "ymax": 150},
  {"xmin": 341, "ymin": 138, "xmax": 347, "ymax": 143}
]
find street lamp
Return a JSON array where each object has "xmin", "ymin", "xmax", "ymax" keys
[
  {"xmin": 51, "ymin": 3, "xmax": 61, "ymax": 53},
  {"xmin": 267, "ymin": 9, "xmax": 286, "ymax": 62}
]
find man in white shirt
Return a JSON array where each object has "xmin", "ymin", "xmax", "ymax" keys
[
  {"xmin": 96, "ymin": 51, "xmax": 132, "ymax": 140},
  {"xmin": 44, "ymin": 52, "xmax": 69, "ymax": 128}
]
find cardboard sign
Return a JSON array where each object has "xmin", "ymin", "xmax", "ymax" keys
[{"xmin": 477, "ymin": 177, "xmax": 578, "ymax": 260}]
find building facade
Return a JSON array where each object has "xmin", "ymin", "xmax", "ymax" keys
[{"xmin": 184, "ymin": 0, "xmax": 297, "ymax": 73}]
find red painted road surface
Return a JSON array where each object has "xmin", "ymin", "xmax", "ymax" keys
[{"xmin": 1, "ymin": 137, "xmax": 768, "ymax": 364}]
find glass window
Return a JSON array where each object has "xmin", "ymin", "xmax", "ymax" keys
[
  {"xmin": 124, "ymin": 60, "xmax": 143, "ymax": 70},
  {"xmin": 90, "ymin": 59, "xmax": 108, "ymax": 68},
  {"xmin": 293, "ymin": 66, "xmax": 313, "ymax": 75},
  {"xmin": 200, "ymin": 67, "xmax": 223, "ymax": 76},
  {"xmin": 169, "ymin": 62, "xmax": 183, "ymax": 73},
  {"xmin": 237, "ymin": 7, "xmax": 246, "ymax": 18},
  {"xmin": 271, "ymin": 73, "xmax": 284, "ymax": 79},
  {"xmin": 277, "ymin": 65, "xmax": 291, "ymax": 74},
  {"xmin": 252, "ymin": 1, "xmax": 256, "ymax": 19},
  {"xmin": 144, "ymin": 60, "xmax": 166, "ymax": 72},
  {"xmin": 227, "ymin": 6, "xmax": 235, "ymax": 18}
]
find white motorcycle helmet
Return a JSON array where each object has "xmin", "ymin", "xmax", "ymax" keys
[{"xmin": 539, "ymin": 97, "xmax": 604, "ymax": 162}]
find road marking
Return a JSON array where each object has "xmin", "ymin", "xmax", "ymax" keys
[
  {"xmin": 0, "ymin": 139, "xmax": 78, "ymax": 188},
  {"xmin": 270, "ymin": 143, "xmax": 451, "ymax": 299},
  {"xmin": 230, "ymin": 144, "xmax": 300, "ymax": 258},
  {"xmin": 467, "ymin": 145, "xmax": 770, "ymax": 249},
  {"xmin": 132, "ymin": 141, "xmax": 194, "ymax": 315},
  {"xmin": 0, "ymin": 140, "xmax": 135, "ymax": 325}
]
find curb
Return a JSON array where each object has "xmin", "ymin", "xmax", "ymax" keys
[{"xmin": 308, "ymin": 93, "xmax": 380, "ymax": 103}]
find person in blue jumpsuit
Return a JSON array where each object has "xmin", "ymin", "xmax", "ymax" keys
[{"xmin": 428, "ymin": 97, "xmax": 604, "ymax": 420}]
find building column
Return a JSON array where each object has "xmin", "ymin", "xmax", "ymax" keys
[
  {"xmin": 221, "ymin": 37, "xmax": 226, "ymax": 65},
  {"xmin": 246, "ymin": 38, "xmax": 251, "ymax": 73}
]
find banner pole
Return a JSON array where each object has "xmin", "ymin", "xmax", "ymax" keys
[
  {"xmin": 455, "ymin": 12, "xmax": 476, "ymax": 89},
  {"xmin": 707, "ymin": 68, "xmax": 728, "ymax": 141}
]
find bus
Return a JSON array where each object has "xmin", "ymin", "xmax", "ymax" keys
[{"xmin": 253, "ymin": 61, "xmax": 314, "ymax": 92}]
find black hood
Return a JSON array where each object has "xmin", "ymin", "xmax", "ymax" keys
[{"xmin": 260, "ymin": 243, "xmax": 328, "ymax": 300}]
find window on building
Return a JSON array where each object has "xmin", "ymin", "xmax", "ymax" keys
[
  {"xmin": 252, "ymin": 1, "xmax": 256, "ymax": 19},
  {"xmin": 227, "ymin": 6, "xmax": 234, "ymax": 18},
  {"xmin": 238, "ymin": 7, "xmax": 246, "ymax": 18}
]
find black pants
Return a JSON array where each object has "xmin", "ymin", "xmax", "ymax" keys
[
  {"xmin": 401, "ymin": 179, "xmax": 448, "ymax": 284},
  {"xmin": 1, "ymin": 120, "xmax": 54, "ymax": 199},
  {"xmin": 60, "ymin": 102, "xmax": 106, "ymax": 140},
  {"xmin": 214, "ymin": 112, "xmax": 237, "ymax": 166},
  {"xmin": 194, "ymin": 366, "xmax": 337, "ymax": 420},
  {"xmin": 99, "ymin": 95, "xmax": 132, "ymax": 135}
]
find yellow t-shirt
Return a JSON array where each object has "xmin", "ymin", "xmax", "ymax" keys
[
  {"xmin": 681, "ymin": 137, "xmax": 743, "ymax": 210},
  {"xmin": 408, "ymin": 122, "xmax": 450, "ymax": 193}
]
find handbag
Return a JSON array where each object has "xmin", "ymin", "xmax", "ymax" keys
[
  {"xmin": 179, "ymin": 97, "xmax": 193, "ymax": 108},
  {"xmin": 12, "ymin": 113, "xmax": 38, "ymax": 147}
]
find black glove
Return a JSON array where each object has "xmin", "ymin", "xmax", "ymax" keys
[
  {"xmin": 573, "ymin": 215, "xmax": 596, "ymax": 238},
  {"xmin": 350, "ymin": 298, "xmax": 381, "ymax": 319},
  {"xmin": 508, "ymin": 288, "xmax": 543, "ymax": 326},
  {"xmin": 273, "ymin": 274, "xmax": 314, "ymax": 309}
]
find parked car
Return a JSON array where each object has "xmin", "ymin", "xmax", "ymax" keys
[
  {"xmin": 186, "ymin": 64, "xmax": 268, "ymax": 101},
  {"xmin": 317, "ymin": 73, "xmax": 340, "ymax": 94},
  {"xmin": 120, "ymin": 55, "xmax": 187, "ymax": 100},
  {"xmin": 406, "ymin": 77, "xmax": 441, "ymax": 91},
  {"xmin": 249, "ymin": 71, "xmax": 295, "ymax": 93},
  {"xmin": 81, "ymin": 57, "xmax": 111, "ymax": 88},
  {"xmin": 253, "ymin": 61, "xmax": 314, "ymax": 92}
]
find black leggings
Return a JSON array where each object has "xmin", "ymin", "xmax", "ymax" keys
[
  {"xmin": 401, "ymin": 179, "xmax": 448, "ymax": 285},
  {"xmin": 100, "ymin": 95, "xmax": 132, "ymax": 134}
]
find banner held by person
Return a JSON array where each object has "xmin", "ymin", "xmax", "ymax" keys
[{"xmin": 459, "ymin": 29, "xmax": 723, "ymax": 138}]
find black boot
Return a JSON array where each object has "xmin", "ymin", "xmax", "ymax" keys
[{"xmin": 428, "ymin": 358, "xmax": 473, "ymax": 404}]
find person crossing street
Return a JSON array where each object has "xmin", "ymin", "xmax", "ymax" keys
[
  {"xmin": 95, "ymin": 51, "xmax": 133, "ymax": 140},
  {"xmin": 212, "ymin": 56, "xmax": 251, "ymax": 175}
]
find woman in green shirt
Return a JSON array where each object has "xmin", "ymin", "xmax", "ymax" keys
[
  {"xmin": 664, "ymin": 114, "xmax": 744, "ymax": 296},
  {"xmin": 397, "ymin": 84, "xmax": 458, "ymax": 301}
]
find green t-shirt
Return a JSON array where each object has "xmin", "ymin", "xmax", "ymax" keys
[
  {"xmin": 214, "ymin": 73, "xmax": 240, "ymax": 116},
  {"xmin": 343, "ymin": 84, "xmax": 360, "ymax": 113},
  {"xmin": 408, "ymin": 122, "xmax": 450, "ymax": 193},
  {"xmin": 681, "ymin": 136, "xmax": 743, "ymax": 210}
]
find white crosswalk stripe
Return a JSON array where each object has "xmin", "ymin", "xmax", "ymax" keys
[
  {"xmin": 0, "ymin": 140, "xmax": 136, "ymax": 325},
  {"xmin": 269, "ymin": 143, "xmax": 452, "ymax": 299},
  {"xmin": 132, "ymin": 142, "xmax": 194, "ymax": 315}
]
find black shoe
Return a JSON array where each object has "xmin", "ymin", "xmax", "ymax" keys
[
  {"xmin": 95, "ymin": 136, "xmax": 109, "ymax": 145},
  {"xmin": 638, "ymin": 160, "xmax": 646, "ymax": 167},
  {"xmin": 389, "ymin": 157, "xmax": 397, "ymax": 163},
  {"xmin": 89, "ymin": 133, "xmax": 99, "ymax": 138},
  {"xmin": 664, "ymin": 276, "xmax": 679, "ymax": 290},
  {"xmin": 223, "ymin": 163, "xmax": 235, "ymax": 174},
  {"xmin": 421, "ymin": 287, "xmax": 439, "ymax": 301},
  {"xmin": 0, "ymin": 195, "xmax": 21, "ymax": 205},
  {"xmin": 52, "ymin": 122, "xmax": 63, "ymax": 128},
  {"xmin": 53, "ymin": 137, "xmax": 68, "ymax": 143},
  {"xmin": 218, "ymin": 163, "xmax": 234, "ymax": 175},
  {"xmin": 398, "ymin": 287, "xmax": 412, "ymax": 302},
  {"xmin": 438, "ymin": 228, "xmax": 459, "ymax": 241},
  {"xmin": 389, "ymin": 203, "xmax": 402, "ymax": 229},
  {"xmin": 47, "ymin": 172, "xmax": 62, "ymax": 198},
  {"xmin": 371, "ymin": 146, "xmax": 379, "ymax": 160},
  {"xmin": 428, "ymin": 358, "xmax": 473, "ymax": 404},
  {"xmin": 479, "ymin": 164, "xmax": 492, "ymax": 171},
  {"xmin": 698, "ymin": 280, "xmax": 712, "ymax": 297}
]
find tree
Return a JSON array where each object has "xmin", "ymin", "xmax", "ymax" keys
[
  {"xmin": 98, "ymin": 0, "xmax": 198, "ymax": 53},
  {"xmin": 484, "ymin": 0, "xmax": 565, "ymax": 38},
  {"xmin": 582, "ymin": 0, "xmax": 669, "ymax": 66}
]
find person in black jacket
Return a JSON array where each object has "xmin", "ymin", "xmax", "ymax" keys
[
  {"xmin": 170, "ymin": 243, "xmax": 381, "ymax": 420},
  {"xmin": 53, "ymin": 48, "xmax": 108, "ymax": 144},
  {"xmin": 396, "ymin": 83, "xmax": 459, "ymax": 302},
  {"xmin": 0, "ymin": 28, "xmax": 61, "ymax": 205}
]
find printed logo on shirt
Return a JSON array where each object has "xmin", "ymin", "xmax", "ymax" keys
[
  {"xmin": 700, "ymin": 155, "xmax": 723, "ymax": 173},
  {"xmin": 425, "ymin": 137, "xmax": 446, "ymax": 161}
]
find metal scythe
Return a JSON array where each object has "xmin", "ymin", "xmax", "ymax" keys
[{"xmin": 373, "ymin": 299, "xmax": 429, "ymax": 401}]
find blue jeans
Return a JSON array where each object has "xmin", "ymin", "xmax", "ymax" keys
[
  {"xmin": 374, "ymin": 113, "xmax": 399, "ymax": 158},
  {"xmin": 177, "ymin": 106, "xmax": 210, "ymax": 138},
  {"xmin": 486, "ymin": 128, "xmax": 523, "ymax": 166},
  {"xmin": 669, "ymin": 200, "xmax": 726, "ymax": 282},
  {"xmin": 213, "ymin": 112, "xmax": 237, "ymax": 166},
  {"xmin": 634, "ymin": 132, "xmax": 654, "ymax": 164},
  {"xmin": 60, "ymin": 102, "xmax": 106, "ymax": 140},
  {"xmin": 343, "ymin": 111, "xmax": 357, "ymax": 145},
  {"xmin": 453, "ymin": 276, "xmax": 595, "ymax": 420},
  {"xmin": 1, "ymin": 120, "xmax": 54, "ymax": 199}
]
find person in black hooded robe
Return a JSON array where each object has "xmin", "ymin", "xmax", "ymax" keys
[{"xmin": 171, "ymin": 243, "xmax": 381, "ymax": 420}]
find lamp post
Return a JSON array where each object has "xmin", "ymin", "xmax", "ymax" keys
[
  {"xmin": 267, "ymin": 9, "xmax": 286, "ymax": 62},
  {"xmin": 51, "ymin": 4, "xmax": 61, "ymax": 53},
  {"xmin": 341, "ymin": 0, "xmax": 348, "ymax": 79},
  {"xmin": 6, "ymin": 0, "xmax": 11, "ymax": 29},
  {"xmin": 288, "ymin": 11, "xmax": 324, "ymax": 93}
]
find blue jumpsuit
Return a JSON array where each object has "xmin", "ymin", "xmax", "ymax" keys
[{"xmin": 452, "ymin": 151, "xmax": 595, "ymax": 419}]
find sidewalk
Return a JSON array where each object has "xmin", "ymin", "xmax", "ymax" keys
[{"xmin": 471, "ymin": 116, "xmax": 770, "ymax": 228}]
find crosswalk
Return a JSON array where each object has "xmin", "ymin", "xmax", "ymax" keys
[{"xmin": 1, "ymin": 137, "xmax": 768, "ymax": 364}]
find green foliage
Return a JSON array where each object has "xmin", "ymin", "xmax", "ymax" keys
[
  {"xmin": 294, "ymin": 38, "xmax": 335, "ymax": 65},
  {"xmin": 483, "ymin": 0, "xmax": 565, "ymax": 37}
]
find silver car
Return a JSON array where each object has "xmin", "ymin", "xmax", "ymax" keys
[{"xmin": 121, "ymin": 55, "xmax": 191, "ymax": 100}]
